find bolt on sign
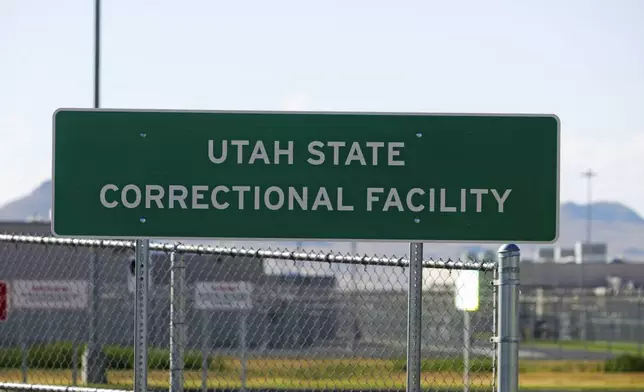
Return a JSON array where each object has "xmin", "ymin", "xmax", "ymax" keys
[{"xmin": 51, "ymin": 109, "xmax": 559, "ymax": 243}]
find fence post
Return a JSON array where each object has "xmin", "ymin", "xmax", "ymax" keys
[
  {"xmin": 201, "ymin": 311, "xmax": 209, "ymax": 392},
  {"xmin": 638, "ymin": 287, "xmax": 642, "ymax": 356},
  {"xmin": 240, "ymin": 308, "xmax": 248, "ymax": 392},
  {"xmin": 406, "ymin": 242, "xmax": 423, "ymax": 392},
  {"xmin": 170, "ymin": 251, "xmax": 186, "ymax": 392},
  {"xmin": 82, "ymin": 247, "xmax": 107, "ymax": 385},
  {"xmin": 463, "ymin": 309, "xmax": 471, "ymax": 392},
  {"xmin": 134, "ymin": 239, "xmax": 150, "ymax": 392},
  {"xmin": 19, "ymin": 315, "xmax": 27, "ymax": 383},
  {"xmin": 497, "ymin": 244, "xmax": 520, "ymax": 392}
]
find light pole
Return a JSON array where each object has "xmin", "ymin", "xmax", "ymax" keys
[
  {"xmin": 581, "ymin": 169, "xmax": 597, "ymax": 244},
  {"xmin": 82, "ymin": 0, "xmax": 104, "ymax": 385},
  {"xmin": 580, "ymin": 169, "xmax": 596, "ymax": 347},
  {"xmin": 94, "ymin": 0, "xmax": 100, "ymax": 109}
]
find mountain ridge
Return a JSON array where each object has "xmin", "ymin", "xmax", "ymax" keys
[
  {"xmin": 560, "ymin": 201, "xmax": 644, "ymax": 224},
  {"xmin": 2, "ymin": 179, "xmax": 642, "ymax": 224},
  {"xmin": 0, "ymin": 179, "xmax": 643, "ymax": 261}
]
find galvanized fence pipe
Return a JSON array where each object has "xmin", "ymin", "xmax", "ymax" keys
[
  {"xmin": 0, "ymin": 234, "xmax": 495, "ymax": 270},
  {"xmin": 496, "ymin": 244, "xmax": 521, "ymax": 392}
]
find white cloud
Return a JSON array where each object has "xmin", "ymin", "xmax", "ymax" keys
[{"xmin": 280, "ymin": 93, "xmax": 309, "ymax": 111}]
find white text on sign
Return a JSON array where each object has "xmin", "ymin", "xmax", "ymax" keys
[
  {"xmin": 99, "ymin": 184, "xmax": 512, "ymax": 213},
  {"xmin": 208, "ymin": 140, "xmax": 406, "ymax": 166}
]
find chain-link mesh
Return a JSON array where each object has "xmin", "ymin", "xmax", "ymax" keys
[
  {"xmin": 520, "ymin": 285, "xmax": 644, "ymax": 358},
  {"xmin": 0, "ymin": 234, "xmax": 496, "ymax": 391}
]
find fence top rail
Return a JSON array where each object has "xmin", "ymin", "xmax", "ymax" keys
[{"xmin": 0, "ymin": 233, "xmax": 496, "ymax": 271}]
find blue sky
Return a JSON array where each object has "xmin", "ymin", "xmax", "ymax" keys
[{"xmin": 2, "ymin": 0, "xmax": 643, "ymax": 216}]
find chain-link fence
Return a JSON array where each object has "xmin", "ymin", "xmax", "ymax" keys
[
  {"xmin": 520, "ymin": 286, "xmax": 644, "ymax": 358},
  {"xmin": 0, "ymin": 234, "xmax": 500, "ymax": 392}
]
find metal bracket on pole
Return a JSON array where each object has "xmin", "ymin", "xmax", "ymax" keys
[
  {"xmin": 406, "ymin": 242, "xmax": 423, "ymax": 392},
  {"xmin": 134, "ymin": 239, "xmax": 149, "ymax": 392},
  {"xmin": 496, "ymin": 244, "xmax": 520, "ymax": 392}
]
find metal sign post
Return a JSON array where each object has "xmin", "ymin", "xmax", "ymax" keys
[
  {"xmin": 406, "ymin": 242, "xmax": 423, "ymax": 392},
  {"xmin": 134, "ymin": 239, "xmax": 150, "ymax": 392}
]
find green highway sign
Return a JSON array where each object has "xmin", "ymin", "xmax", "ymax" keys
[{"xmin": 52, "ymin": 109, "xmax": 559, "ymax": 242}]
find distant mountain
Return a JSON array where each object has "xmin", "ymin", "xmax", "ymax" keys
[
  {"xmin": 0, "ymin": 180, "xmax": 51, "ymax": 221},
  {"xmin": 624, "ymin": 247, "xmax": 644, "ymax": 257},
  {"xmin": 1, "ymin": 180, "xmax": 643, "ymax": 262},
  {"xmin": 560, "ymin": 201, "xmax": 644, "ymax": 224}
]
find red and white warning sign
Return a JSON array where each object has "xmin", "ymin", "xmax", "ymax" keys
[
  {"xmin": 0, "ymin": 281, "xmax": 8, "ymax": 321},
  {"xmin": 12, "ymin": 280, "xmax": 88, "ymax": 310}
]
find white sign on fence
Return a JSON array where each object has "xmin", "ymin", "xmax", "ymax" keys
[
  {"xmin": 12, "ymin": 280, "xmax": 89, "ymax": 310},
  {"xmin": 454, "ymin": 270, "xmax": 480, "ymax": 312},
  {"xmin": 194, "ymin": 281, "xmax": 253, "ymax": 310}
]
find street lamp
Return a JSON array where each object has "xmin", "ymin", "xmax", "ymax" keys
[{"xmin": 581, "ymin": 169, "xmax": 597, "ymax": 244}]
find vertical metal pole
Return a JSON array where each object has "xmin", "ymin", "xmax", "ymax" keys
[
  {"xmin": 21, "ymin": 343, "xmax": 27, "ymax": 383},
  {"xmin": 240, "ymin": 310, "xmax": 248, "ymax": 392},
  {"xmin": 491, "ymin": 267, "xmax": 498, "ymax": 392},
  {"xmin": 557, "ymin": 299, "xmax": 563, "ymax": 355},
  {"xmin": 134, "ymin": 240, "xmax": 149, "ymax": 392},
  {"xmin": 94, "ymin": 0, "xmax": 100, "ymax": 109},
  {"xmin": 497, "ymin": 244, "xmax": 520, "ymax": 392},
  {"xmin": 581, "ymin": 168, "xmax": 596, "ymax": 355},
  {"xmin": 90, "ymin": 0, "xmax": 101, "ymax": 375},
  {"xmin": 170, "ymin": 252, "xmax": 185, "ymax": 392},
  {"xmin": 19, "ymin": 313, "xmax": 27, "ymax": 383},
  {"xmin": 83, "ymin": 247, "xmax": 106, "ymax": 384},
  {"xmin": 609, "ymin": 316, "xmax": 614, "ymax": 354},
  {"xmin": 91, "ymin": 0, "xmax": 101, "ymax": 374},
  {"xmin": 350, "ymin": 241, "xmax": 358, "ymax": 354},
  {"xmin": 89, "ymin": 248, "xmax": 99, "ymax": 355},
  {"xmin": 295, "ymin": 241, "xmax": 303, "ymax": 275},
  {"xmin": 201, "ymin": 311, "xmax": 208, "ymax": 392},
  {"xmin": 351, "ymin": 241, "xmax": 358, "ymax": 292},
  {"xmin": 89, "ymin": 0, "xmax": 102, "ymax": 378},
  {"xmin": 582, "ymin": 169, "xmax": 596, "ymax": 244},
  {"xmin": 463, "ymin": 310, "xmax": 470, "ymax": 392},
  {"xmin": 638, "ymin": 287, "xmax": 642, "ymax": 356},
  {"xmin": 406, "ymin": 242, "xmax": 423, "ymax": 392},
  {"xmin": 72, "ymin": 333, "xmax": 79, "ymax": 385}
]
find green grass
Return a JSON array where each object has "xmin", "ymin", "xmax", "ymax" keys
[
  {"xmin": 0, "ymin": 342, "xmax": 218, "ymax": 371},
  {"xmin": 3, "ymin": 343, "xmax": 644, "ymax": 391},
  {"xmin": 4, "ymin": 362, "xmax": 644, "ymax": 391},
  {"xmin": 390, "ymin": 357, "xmax": 494, "ymax": 373},
  {"xmin": 523, "ymin": 339, "xmax": 644, "ymax": 355}
]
